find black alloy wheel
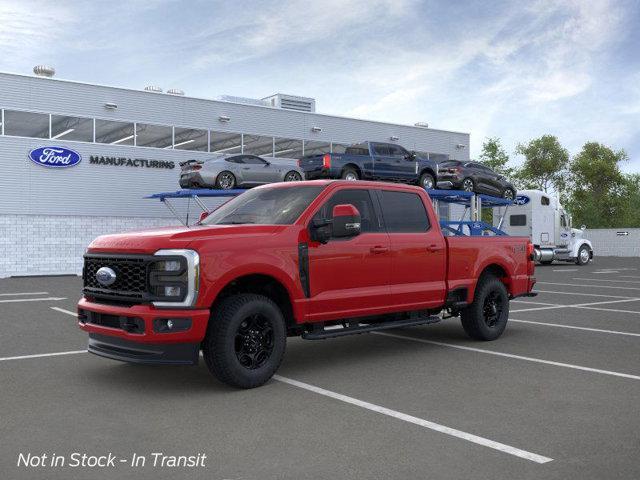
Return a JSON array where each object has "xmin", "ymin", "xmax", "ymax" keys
[
  {"xmin": 482, "ymin": 291, "xmax": 504, "ymax": 328},
  {"xmin": 462, "ymin": 178, "xmax": 474, "ymax": 192},
  {"xmin": 235, "ymin": 314, "xmax": 275, "ymax": 370}
]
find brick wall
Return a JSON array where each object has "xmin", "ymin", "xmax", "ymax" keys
[{"xmin": 0, "ymin": 215, "xmax": 178, "ymax": 277}]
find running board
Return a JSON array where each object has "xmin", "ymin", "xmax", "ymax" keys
[{"xmin": 302, "ymin": 315, "xmax": 441, "ymax": 340}]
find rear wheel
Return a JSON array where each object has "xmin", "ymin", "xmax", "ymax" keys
[
  {"xmin": 284, "ymin": 171, "xmax": 303, "ymax": 182},
  {"xmin": 461, "ymin": 275, "xmax": 509, "ymax": 340},
  {"xmin": 341, "ymin": 167, "xmax": 359, "ymax": 181},
  {"xmin": 203, "ymin": 294, "xmax": 286, "ymax": 388},
  {"xmin": 502, "ymin": 188, "xmax": 515, "ymax": 200},
  {"xmin": 461, "ymin": 178, "xmax": 475, "ymax": 192},
  {"xmin": 419, "ymin": 172, "xmax": 435, "ymax": 190},
  {"xmin": 215, "ymin": 171, "xmax": 236, "ymax": 190},
  {"xmin": 576, "ymin": 245, "xmax": 591, "ymax": 265}
]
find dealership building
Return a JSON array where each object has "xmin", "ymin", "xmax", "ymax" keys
[{"xmin": 0, "ymin": 68, "xmax": 470, "ymax": 277}]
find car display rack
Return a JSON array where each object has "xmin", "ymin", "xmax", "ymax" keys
[{"xmin": 146, "ymin": 188, "xmax": 513, "ymax": 236}]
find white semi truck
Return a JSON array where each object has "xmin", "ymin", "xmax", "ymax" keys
[{"xmin": 495, "ymin": 189, "xmax": 593, "ymax": 265}]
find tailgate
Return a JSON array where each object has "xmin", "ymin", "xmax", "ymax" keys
[{"xmin": 445, "ymin": 236, "xmax": 534, "ymax": 301}]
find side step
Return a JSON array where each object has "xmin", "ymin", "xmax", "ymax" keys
[{"xmin": 302, "ymin": 315, "xmax": 441, "ymax": 340}]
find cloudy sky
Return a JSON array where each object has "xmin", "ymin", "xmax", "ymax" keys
[{"xmin": 1, "ymin": 0, "xmax": 639, "ymax": 170}]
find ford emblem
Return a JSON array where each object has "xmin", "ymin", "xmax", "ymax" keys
[
  {"xmin": 96, "ymin": 267, "xmax": 117, "ymax": 287},
  {"xmin": 28, "ymin": 146, "xmax": 82, "ymax": 168},
  {"xmin": 514, "ymin": 195, "xmax": 530, "ymax": 206}
]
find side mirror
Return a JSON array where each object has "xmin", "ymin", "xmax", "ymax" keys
[
  {"xmin": 264, "ymin": 160, "xmax": 271, "ymax": 166},
  {"xmin": 581, "ymin": 224, "xmax": 586, "ymax": 230},
  {"xmin": 198, "ymin": 211, "xmax": 210, "ymax": 223},
  {"xmin": 331, "ymin": 204, "xmax": 361, "ymax": 238}
]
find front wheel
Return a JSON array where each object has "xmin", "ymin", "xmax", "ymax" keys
[
  {"xmin": 419, "ymin": 172, "xmax": 435, "ymax": 190},
  {"xmin": 284, "ymin": 170, "xmax": 303, "ymax": 182},
  {"xmin": 461, "ymin": 275, "xmax": 509, "ymax": 340},
  {"xmin": 502, "ymin": 188, "xmax": 516, "ymax": 200},
  {"xmin": 461, "ymin": 178, "xmax": 475, "ymax": 192},
  {"xmin": 575, "ymin": 245, "xmax": 591, "ymax": 265},
  {"xmin": 203, "ymin": 294, "xmax": 286, "ymax": 388}
]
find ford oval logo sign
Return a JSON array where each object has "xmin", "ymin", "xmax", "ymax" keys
[
  {"xmin": 28, "ymin": 146, "xmax": 82, "ymax": 168},
  {"xmin": 95, "ymin": 267, "xmax": 117, "ymax": 287},
  {"xmin": 514, "ymin": 195, "xmax": 530, "ymax": 206}
]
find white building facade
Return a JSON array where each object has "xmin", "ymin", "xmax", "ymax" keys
[{"xmin": 0, "ymin": 71, "xmax": 470, "ymax": 276}]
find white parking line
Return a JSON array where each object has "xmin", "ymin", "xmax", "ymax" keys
[
  {"xmin": 538, "ymin": 282, "xmax": 640, "ymax": 291},
  {"xmin": 573, "ymin": 306, "xmax": 640, "ymax": 315},
  {"xmin": 51, "ymin": 307, "xmax": 77, "ymax": 316},
  {"xmin": 511, "ymin": 297, "xmax": 640, "ymax": 313},
  {"xmin": 510, "ymin": 319, "xmax": 640, "ymax": 337},
  {"xmin": 374, "ymin": 332, "xmax": 640, "ymax": 381},
  {"xmin": 573, "ymin": 278, "xmax": 640, "ymax": 284},
  {"xmin": 535, "ymin": 290, "xmax": 638, "ymax": 299},
  {"xmin": 619, "ymin": 275, "xmax": 640, "ymax": 279},
  {"xmin": 552, "ymin": 269, "xmax": 578, "ymax": 272},
  {"xmin": 0, "ymin": 292, "xmax": 49, "ymax": 296},
  {"xmin": 0, "ymin": 350, "xmax": 86, "ymax": 362},
  {"xmin": 0, "ymin": 297, "xmax": 67, "ymax": 304},
  {"xmin": 274, "ymin": 375, "xmax": 553, "ymax": 464},
  {"xmin": 511, "ymin": 300, "xmax": 558, "ymax": 306}
]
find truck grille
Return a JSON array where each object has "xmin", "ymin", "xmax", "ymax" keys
[{"xmin": 83, "ymin": 255, "xmax": 151, "ymax": 303}]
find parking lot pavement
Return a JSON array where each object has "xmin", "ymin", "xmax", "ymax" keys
[{"xmin": 1, "ymin": 257, "xmax": 639, "ymax": 479}]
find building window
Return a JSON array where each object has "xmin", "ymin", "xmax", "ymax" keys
[
  {"xmin": 173, "ymin": 127, "xmax": 208, "ymax": 151},
  {"xmin": 50, "ymin": 114, "xmax": 94, "ymax": 142},
  {"xmin": 273, "ymin": 137, "xmax": 303, "ymax": 159},
  {"xmin": 210, "ymin": 131, "xmax": 242, "ymax": 154},
  {"xmin": 95, "ymin": 119, "xmax": 135, "ymax": 145},
  {"xmin": 135, "ymin": 123, "xmax": 173, "ymax": 148},
  {"xmin": 303, "ymin": 140, "xmax": 331, "ymax": 156},
  {"xmin": 331, "ymin": 143, "xmax": 349, "ymax": 154},
  {"xmin": 243, "ymin": 134, "xmax": 274, "ymax": 156},
  {"xmin": 3, "ymin": 110, "xmax": 50, "ymax": 139}
]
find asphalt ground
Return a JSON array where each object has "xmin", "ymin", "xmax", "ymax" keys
[{"xmin": 1, "ymin": 257, "xmax": 639, "ymax": 479}]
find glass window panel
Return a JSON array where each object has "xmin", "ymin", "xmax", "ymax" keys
[
  {"xmin": 331, "ymin": 143, "xmax": 349, "ymax": 154},
  {"xmin": 95, "ymin": 119, "xmax": 135, "ymax": 145},
  {"xmin": 173, "ymin": 127, "xmax": 208, "ymax": 151},
  {"xmin": 4, "ymin": 110, "xmax": 49, "ymax": 138},
  {"xmin": 303, "ymin": 140, "xmax": 331, "ymax": 156},
  {"xmin": 273, "ymin": 137, "xmax": 303, "ymax": 159},
  {"xmin": 135, "ymin": 123, "xmax": 172, "ymax": 148},
  {"xmin": 50, "ymin": 115, "xmax": 93, "ymax": 142},
  {"xmin": 210, "ymin": 131, "xmax": 242, "ymax": 154},
  {"xmin": 243, "ymin": 134, "xmax": 274, "ymax": 156}
]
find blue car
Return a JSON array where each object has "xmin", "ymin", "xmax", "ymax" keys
[{"xmin": 298, "ymin": 141, "xmax": 441, "ymax": 190}]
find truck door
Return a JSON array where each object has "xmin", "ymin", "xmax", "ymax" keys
[
  {"xmin": 376, "ymin": 189, "xmax": 446, "ymax": 309},
  {"xmin": 370, "ymin": 143, "xmax": 393, "ymax": 180},
  {"xmin": 306, "ymin": 188, "xmax": 391, "ymax": 320},
  {"xmin": 557, "ymin": 210, "xmax": 571, "ymax": 246},
  {"xmin": 386, "ymin": 144, "xmax": 417, "ymax": 181}
]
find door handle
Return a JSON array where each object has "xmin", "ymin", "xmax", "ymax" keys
[
  {"xmin": 427, "ymin": 244, "xmax": 443, "ymax": 252},
  {"xmin": 242, "ymin": 167, "xmax": 250, "ymax": 170},
  {"xmin": 370, "ymin": 245, "xmax": 389, "ymax": 254}
]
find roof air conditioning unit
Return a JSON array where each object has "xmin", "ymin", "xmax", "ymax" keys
[
  {"xmin": 33, "ymin": 65, "xmax": 55, "ymax": 78},
  {"xmin": 167, "ymin": 89, "xmax": 185, "ymax": 96},
  {"xmin": 144, "ymin": 85, "xmax": 163, "ymax": 93},
  {"xmin": 262, "ymin": 93, "xmax": 316, "ymax": 113}
]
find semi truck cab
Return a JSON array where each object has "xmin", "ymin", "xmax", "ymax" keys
[{"xmin": 498, "ymin": 189, "xmax": 593, "ymax": 265}]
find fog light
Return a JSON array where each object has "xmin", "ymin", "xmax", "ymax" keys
[
  {"xmin": 164, "ymin": 286, "xmax": 181, "ymax": 297},
  {"xmin": 153, "ymin": 317, "xmax": 192, "ymax": 333}
]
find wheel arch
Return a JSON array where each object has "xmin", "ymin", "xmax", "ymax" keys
[
  {"xmin": 342, "ymin": 163, "xmax": 362, "ymax": 178},
  {"xmin": 473, "ymin": 262, "xmax": 512, "ymax": 300},
  {"xmin": 571, "ymin": 239, "xmax": 593, "ymax": 258},
  {"xmin": 208, "ymin": 273, "xmax": 297, "ymax": 330}
]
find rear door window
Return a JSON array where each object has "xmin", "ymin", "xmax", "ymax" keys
[
  {"xmin": 372, "ymin": 144, "xmax": 390, "ymax": 156},
  {"xmin": 379, "ymin": 191, "xmax": 430, "ymax": 232}
]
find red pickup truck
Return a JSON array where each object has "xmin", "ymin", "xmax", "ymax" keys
[{"xmin": 78, "ymin": 180, "xmax": 536, "ymax": 388}]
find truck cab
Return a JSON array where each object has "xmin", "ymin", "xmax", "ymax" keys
[{"xmin": 497, "ymin": 189, "xmax": 593, "ymax": 265}]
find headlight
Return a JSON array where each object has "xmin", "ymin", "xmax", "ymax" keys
[{"xmin": 151, "ymin": 249, "xmax": 200, "ymax": 308}]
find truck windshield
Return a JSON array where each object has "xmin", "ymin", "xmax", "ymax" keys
[{"xmin": 200, "ymin": 185, "xmax": 324, "ymax": 225}]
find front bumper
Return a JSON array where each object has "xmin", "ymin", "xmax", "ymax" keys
[{"xmin": 78, "ymin": 298, "xmax": 211, "ymax": 365}]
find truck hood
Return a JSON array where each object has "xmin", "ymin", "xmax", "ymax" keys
[{"xmin": 88, "ymin": 224, "xmax": 286, "ymax": 254}]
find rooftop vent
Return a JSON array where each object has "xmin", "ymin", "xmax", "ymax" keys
[
  {"xmin": 262, "ymin": 93, "xmax": 316, "ymax": 113},
  {"xmin": 33, "ymin": 65, "xmax": 55, "ymax": 78},
  {"xmin": 167, "ymin": 88, "xmax": 185, "ymax": 96},
  {"xmin": 414, "ymin": 122, "xmax": 429, "ymax": 128},
  {"xmin": 144, "ymin": 85, "xmax": 163, "ymax": 93},
  {"xmin": 217, "ymin": 95, "xmax": 270, "ymax": 107}
]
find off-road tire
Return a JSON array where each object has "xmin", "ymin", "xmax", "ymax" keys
[
  {"xmin": 203, "ymin": 294, "xmax": 286, "ymax": 389},
  {"xmin": 461, "ymin": 275, "xmax": 509, "ymax": 341}
]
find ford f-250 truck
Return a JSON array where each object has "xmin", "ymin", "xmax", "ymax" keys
[
  {"xmin": 78, "ymin": 180, "xmax": 536, "ymax": 388},
  {"xmin": 299, "ymin": 142, "xmax": 441, "ymax": 190}
]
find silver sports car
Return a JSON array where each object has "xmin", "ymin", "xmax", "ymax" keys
[{"xmin": 179, "ymin": 154, "xmax": 305, "ymax": 189}]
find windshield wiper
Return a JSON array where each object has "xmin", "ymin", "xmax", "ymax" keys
[{"xmin": 218, "ymin": 220, "xmax": 256, "ymax": 225}]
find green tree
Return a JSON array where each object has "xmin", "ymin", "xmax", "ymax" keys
[
  {"xmin": 479, "ymin": 137, "xmax": 514, "ymax": 177},
  {"xmin": 566, "ymin": 142, "xmax": 628, "ymax": 228},
  {"xmin": 619, "ymin": 174, "xmax": 640, "ymax": 227},
  {"xmin": 514, "ymin": 135, "xmax": 569, "ymax": 193}
]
